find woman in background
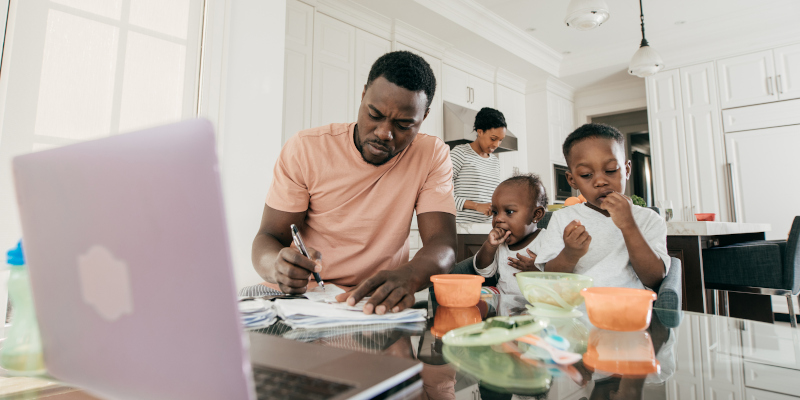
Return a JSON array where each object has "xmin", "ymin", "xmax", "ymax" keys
[{"xmin": 450, "ymin": 107, "xmax": 507, "ymax": 224}]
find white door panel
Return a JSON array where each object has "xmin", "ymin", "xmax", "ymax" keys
[
  {"xmin": 282, "ymin": 0, "xmax": 314, "ymax": 143},
  {"xmin": 774, "ymin": 43, "xmax": 800, "ymax": 101},
  {"xmin": 353, "ymin": 29, "xmax": 390, "ymax": 121},
  {"xmin": 726, "ymin": 125, "xmax": 800, "ymax": 239},
  {"xmin": 717, "ymin": 50, "xmax": 777, "ymax": 109},
  {"xmin": 442, "ymin": 63, "xmax": 470, "ymax": 109},
  {"xmin": 311, "ymin": 13, "xmax": 355, "ymax": 127}
]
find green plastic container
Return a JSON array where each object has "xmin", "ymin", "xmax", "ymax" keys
[{"xmin": 1, "ymin": 241, "xmax": 45, "ymax": 375}]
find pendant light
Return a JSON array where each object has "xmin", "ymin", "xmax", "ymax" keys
[
  {"xmin": 565, "ymin": 0, "xmax": 610, "ymax": 31},
  {"xmin": 628, "ymin": 0, "xmax": 664, "ymax": 77}
]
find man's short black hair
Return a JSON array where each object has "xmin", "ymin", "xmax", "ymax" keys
[
  {"xmin": 502, "ymin": 173, "xmax": 548, "ymax": 210},
  {"xmin": 473, "ymin": 107, "xmax": 507, "ymax": 132},
  {"xmin": 562, "ymin": 123, "xmax": 625, "ymax": 166},
  {"xmin": 366, "ymin": 51, "xmax": 436, "ymax": 108}
]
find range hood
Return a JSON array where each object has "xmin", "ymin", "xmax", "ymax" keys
[{"xmin": 442, "ymin": 101, "xmax": 518, "ymax": 153}]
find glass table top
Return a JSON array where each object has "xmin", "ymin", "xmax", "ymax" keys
[{"xmin": 1, "ymin": 293, "xmax": 798, "ymax": 399}]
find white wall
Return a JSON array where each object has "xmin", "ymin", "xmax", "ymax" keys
[
  {"xmin": 213, "ymin": 0, "xmax": 286, "ymax": 289},
  {"xmin": 574, "ymin": 79, "xmax": 647, "ymax": 124}
]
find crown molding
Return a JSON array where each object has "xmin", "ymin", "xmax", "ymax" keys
[
  {"xmin": 496, "ymin": 68, "xmax": 526, "ymax": 93},
  {"xmin": 526, "ymin": 77, "xmax": 575, "ymax": 101},
  {"xmin": 312, "ymin": 0, "xmax": 392, "ymax": 40},
  {"xmin": 392, "ymin": 20, "xmax": 450, "ymax": 59},
  {"xmin": 443, "ymin": 48, "xmax": 496, "ymax": 83},
  {"xmin": 415, "ymin": 0, "xmax": 561, "ymax": 76}
]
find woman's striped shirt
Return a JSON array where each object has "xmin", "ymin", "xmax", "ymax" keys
[{"xmin": 450, "ymin": 143, "xmax": 501, "ymax": 224}]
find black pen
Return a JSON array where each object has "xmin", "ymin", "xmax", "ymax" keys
[{"xmin": 290, "ymin": 224, "xmax": 324, "ymax": 290}]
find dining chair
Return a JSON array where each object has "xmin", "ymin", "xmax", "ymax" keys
[{"xmin": 702, "ymin": 216, "xmax": 800, "ymax": 327}]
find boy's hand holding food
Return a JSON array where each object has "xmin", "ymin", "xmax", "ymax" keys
[
  {"xmin": 563, "ymin": 219, "xmax": 591, "ymax": 263},
  {"xmin": 600, "ymin": 192, "xmax": 636, "ymax": 231}
]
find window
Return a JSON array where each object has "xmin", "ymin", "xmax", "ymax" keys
[{"xmin": 0, "ymin": 0, "xmax": 204, "ymax": 248}]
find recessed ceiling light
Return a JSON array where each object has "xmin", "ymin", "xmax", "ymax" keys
[
  {"xmin": 562, "ymin": 51, "xmax": 572, "ymax": 55},
  {"xmin": 674, "ymin": 21, "xmax": 686, "ymax": 25},
  {"xmin": 526, "ymin": 28, "xmax": 536, "ymax": 32}
]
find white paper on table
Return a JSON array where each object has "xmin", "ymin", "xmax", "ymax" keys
[
  {"xmin": 303, "ymin": 285, "xmax": 346, "ymax": 303},
  {"xmin": 273, "ymin": 299, "xmax": 427, "ymax": 329}
]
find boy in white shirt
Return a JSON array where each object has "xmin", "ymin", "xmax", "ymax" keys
[
  {"xmin": 532, "ymin": 124, "xmax": 670, "ymax": 290},
  {"xmin": 473, "ymin": 174, "xmax": 548, "ymax": 295}
]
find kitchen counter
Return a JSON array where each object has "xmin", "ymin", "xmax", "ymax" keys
[{"xmin": 667, "ymin": 221, "xmax": 771, "ymax": 236}]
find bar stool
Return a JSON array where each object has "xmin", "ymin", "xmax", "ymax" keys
[{"xmin": 702, "ymin": 216, "xmax": 800, "ymax": 327}]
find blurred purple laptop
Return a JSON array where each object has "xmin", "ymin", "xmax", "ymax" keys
[{"xmin": 12, "ymin": 119, "xmax": 421, "ymax": 400}]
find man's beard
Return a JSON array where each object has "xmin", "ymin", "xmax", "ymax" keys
[{"xmin": 354, "ymin": 126, "xmax": 396, "ymax": 166}]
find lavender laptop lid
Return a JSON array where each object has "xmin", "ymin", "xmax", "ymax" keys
[{"xmin": 12, "ymin": 119, "xmax": 255, "ymax": 400}]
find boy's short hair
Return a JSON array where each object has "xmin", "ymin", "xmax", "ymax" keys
[
  {"xmin": 502, "ymin": 173, "xmax": 548, "ymax": 209},
  {"xmin": 473, "ymin": 107, "xmax": 507, "ymax": 132},
  {"xmin": 562, "ymin": 123, "xmax": 625, "ymax": 167},
  {"xmin": 366, "ymin": 51, "xmax": 436, "ymax": 108}
]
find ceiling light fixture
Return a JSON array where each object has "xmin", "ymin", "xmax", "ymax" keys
[
  {"xmin": 565, "ymin": 0, "xmax": 610, "ymax": 31},
  {"xmin": 628, "ymin": 0, "xmax": 664, "ymax": 77}
]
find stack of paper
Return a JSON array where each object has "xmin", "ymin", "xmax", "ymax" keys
[
  {"xmin": 238, "ymin": 298, "xmax": 277, "ymax": 329},
  {"xmin": 274, "ymin": 298, "xmax": 427, "ymax": 329}
]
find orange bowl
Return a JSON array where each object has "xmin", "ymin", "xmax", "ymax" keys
[
  {"xmin": 430, "ymin": 275, "xmax": 484, "ymax": 307},
  {"xmin": 431, "ymin": 306, "xmax": 482, "ymax": 338},
  {"xmin": 581, "ymin": 287, "xmax": 657, "ymax": 331},
  {"xmin": 695, "ymin": 213, "xmax": 715, "ymax": 221}
]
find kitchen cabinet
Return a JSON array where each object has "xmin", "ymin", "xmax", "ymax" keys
[
  {"xmin": 679, "ymin": 62, "xmax": 729, "ymax": 221},
  {"xmin": 725, "ymin": 124, "xmax": 800, "ymax": 240},
  {"xmin": 774, "ymin": 43, "xmax": 800, "ymax": 101},
  {"xmin": 717, "ymin": 44, "xmax": 800, "ymax": 109},
  {"xmin": 442, "ymin": 64, "xmax": 495, "ymax": 111},
  {"xmin": 311, "ymin": 13, "xmax": 356, "ymax": 128},
  {"xmin": 394, "ymin": 43, "xmax": 443, "ymax": 139},
  {"xmin": 281, "ymin": 0, "xmax": 314, "ymax": 143},
  {"xmin": 547, "ymin": 92, "xmax": 573, "ymax": 166},
  {"xmin": 647, "ymin": 69, "xmax": 692, "ymax": 222}
]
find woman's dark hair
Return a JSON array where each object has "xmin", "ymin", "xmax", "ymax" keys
[
  {"xmin": 366, "ymin": 51, "xmax": 436, "ymax": 108},
  {"xmin": 562, "ymin": 123, "xmax": 625, "ymax": 166},
  {"xmin": 473, "ymin": 107, "xmax": 507, "ymax": 132},
  {"xmin": 502, "ymin": 173, "xmax": 548, "ymax": 210}
]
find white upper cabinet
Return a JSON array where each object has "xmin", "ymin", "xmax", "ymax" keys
[
  {"xmin": 311, "ymin": 13, "xmax": 356, "ymax": 127},
  {"xmin": 680, "ymin": 62, "xmax": 729, "ymax": 221},
  {"xmin": 717, "ymin": 50, "xmax": 778, "ymax": 109},
  {"xmin": 469, "ymin": 75, "xmax": 495, "ymax": 111},
  {"xmin": 774, "ymin": 43, "xmax": 800, "ymax": 101},
  {"xmin": 647, "ymin": 69, "xmax": 692, "ymax": 222},
  {"xmin": 282, "ymin": 0, "xmax": 314, "ymax": 143},
  {"xmin": 353, "ymin": 30, "xmax": 390, "ymax": 121},
  {"xmin": 442, "ymin": 64, "xmax": 471, "ymax": 109},
  {"xmin": 442, "ymin": 64, "xmax": 495, "ymax": 111},
  {"xmin": 395, "ymin": 43, "xmax": 443, "ymax": 139}
]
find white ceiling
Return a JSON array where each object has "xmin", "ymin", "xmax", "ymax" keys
[{"xmin": 350, "ymin": 0, "xmax": 800, "ymax": 90}]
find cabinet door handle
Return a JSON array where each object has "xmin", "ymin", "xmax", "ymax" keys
[
  {"xmin": 727, "ymin": 163, "xmax": 738, "ymax": 222},
  {"xmin": 469, "ymin": 87, "xmax": 474, "ymax": 104},
  {"xmin": 777, "ymin": 75, "xmax": 784, "ymax": 94},
  {"xmin": 466, "ymin": 86, "xmax": 470, "ymax": 104},
  {"xmin": 768, "ymin": 77, "xmax": 774, "ymax": 95}
]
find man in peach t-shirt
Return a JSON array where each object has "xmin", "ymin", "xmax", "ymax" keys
[{"xmin": 252, "ymin": 51, "xmax": 457, "ymax": 315}]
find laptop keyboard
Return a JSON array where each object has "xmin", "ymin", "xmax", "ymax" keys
[{"xmin": 253, "ymin": 365, "xmax": 355, "ymax": 400}]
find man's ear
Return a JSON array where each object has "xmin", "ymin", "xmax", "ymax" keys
[
  {"xmin": 361, "ymin": 84, "xmax": 367, "ymax": 100},
  {"xmin": 422, "ymin": 108, "xmax": 430, "ymax": 122}
]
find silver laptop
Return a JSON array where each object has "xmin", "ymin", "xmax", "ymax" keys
[{"xmin": 11, "ymin": 119, "xmax": 422, "ymax": 400}]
